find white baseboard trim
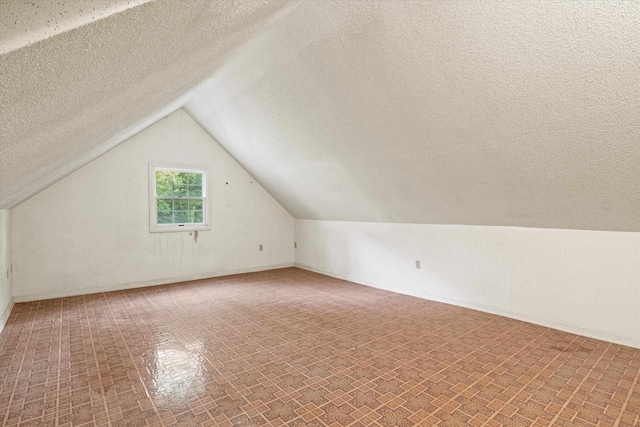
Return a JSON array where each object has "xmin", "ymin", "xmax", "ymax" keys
[
  {"xmin": 295, "ymin": 263, "xmax": 640, "ymax": 350},
  {"xmin": 14, "ymin": 263, "xmax": 294, "ymax": 303},
  {"xmin": 0, "ymin": 297, "xmax": 14, "ymax": 334}
]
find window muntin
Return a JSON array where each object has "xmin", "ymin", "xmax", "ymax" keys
[{"xmin": 150, "ymin": 165, "xmax": 209, "ymax": 232}]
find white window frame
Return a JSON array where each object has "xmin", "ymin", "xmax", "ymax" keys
[{"xmin": 149, "ymin": 163, "xmax": 211, "ymax": 233}]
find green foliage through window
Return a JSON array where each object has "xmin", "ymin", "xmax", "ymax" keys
[{"xmin": 155, "ymin": 170, "xmax": 205, "ymax": 225}]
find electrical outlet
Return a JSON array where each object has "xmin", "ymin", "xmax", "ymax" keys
[
  {"xmin": 259, "ymin": 244, "xmax": 263, "ymax": 251},
  {"xmin": 415, "ymin": 260, "xmax": 421, "ymax": 269},
  {"xmin": 294, "ymin": 242, "xmax": 297, "ymax": 249}
]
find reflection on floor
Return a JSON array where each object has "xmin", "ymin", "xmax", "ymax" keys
[{"xmin": 0, "ymin": 268, "xmax": 638, "ymax": 426}]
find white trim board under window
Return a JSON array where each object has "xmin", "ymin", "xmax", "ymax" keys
[{"xmin": 149, "ymin": 163, "xmax": 210, "ymax": 232}]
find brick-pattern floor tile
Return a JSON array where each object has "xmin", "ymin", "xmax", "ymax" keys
[{"xmin": 0, "ymin": 268, "xmax": 638, "ymax": 426}]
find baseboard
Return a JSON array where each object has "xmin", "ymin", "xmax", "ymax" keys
[
  {"xmin": 0, "ymin": 297, "xmax": 14, "ymax": 334},
  {"xmin": 294, "ymin": 263, "xmax": 640, "ymax": 350},
  {"xmin": 14, "ymin": 263, "xmax": 294, "ymax": 303}
]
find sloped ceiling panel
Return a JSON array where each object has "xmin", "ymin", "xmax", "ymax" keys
[
  {"xmin": 0, "ymin": 0, "xmax": 299, "ymax": 209},
  {"xmin": 185, "ymin": 0, "xmax": 640, "ymax": 231},
  {"xmin": 0, "ymin": 0, "xmax": 151, "ymax": 54}
]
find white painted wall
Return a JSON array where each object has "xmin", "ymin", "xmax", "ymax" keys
[
  {"xmin": 295, "ymin": 220, "xmax": 640, "ymax": 348},
  {"xmin": 0, "ymin": 210, "xmax": 12, "ymax": 330},
  {"xmin": 11, "ymin": 109, "xmax": 294, "ymax": 301}
]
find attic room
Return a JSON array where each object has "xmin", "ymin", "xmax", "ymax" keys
[{"xmin": 0, "ymin": 1, "xmax": 638, "ymax": 426}]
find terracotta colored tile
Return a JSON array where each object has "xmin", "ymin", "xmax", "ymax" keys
[{"xmin": 0, "ymin": 268, "xmax": 638, "ymax": 426}]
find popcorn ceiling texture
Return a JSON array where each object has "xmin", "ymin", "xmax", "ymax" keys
[
  {"xmin": 186, "ymin": 0, "xmax": 640, "ymax": 232},
  {"xmin": 0, "ymin": 0, "xmax": 151, "ymax": 54},
  {"xmin": 1, "ymin": 1, "xmax": 639, "ymax": 232},
  {"xmin": 0, "ymin": 0, "xmax": 299, "ymax": 208}
]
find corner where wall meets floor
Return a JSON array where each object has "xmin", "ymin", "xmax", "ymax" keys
[
  {"xmin": 7, "ymin": 109, "xmax": 295, "ymax": 306},
  {"xmin": 294, "ymin": 219, "xmax": 640, "ymax": 350},
  {"xmin": 0, "ymin": 210, "xmax": 12, "ymax": 333}
]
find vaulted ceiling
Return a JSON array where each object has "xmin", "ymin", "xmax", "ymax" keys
[
  {"xmin": 0, "ymin": 0, "xmax": 298, "ymax": 208},
  {"xmin": 2, "ymin": 1, "xmax": 639, "ymax": 231}
]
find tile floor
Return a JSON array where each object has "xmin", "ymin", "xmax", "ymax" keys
[{"xmin": 0, "ymin": 268, "xmax": 638, "ymax": 426}]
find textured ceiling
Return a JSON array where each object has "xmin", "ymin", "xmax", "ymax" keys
[
  {"xmin": 185, "ymin": 0, "xmax": 640, "ymax": 231},
  {"xmin": 2, "ymin": 1, "xmax": 639, "ymax": 231},
  {"xmin": 0, "ymin": 0, "xmax": 151, "ymax": 54},
  {"xmin": 0, "ymin": 0, "xmax": 298, "ymax": 209}
]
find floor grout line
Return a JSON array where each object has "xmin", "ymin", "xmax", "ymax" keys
[
  {"xmin": 613, "ymin": 361, "xmax": 640, "ymax": 427},
  {"xmin": 53, "ymin": 298, "xmax": 64, "ymax": 427},
  {"xmin": 479, "ymin": 333, "xmax": 582, "ymax": 427},
  {"xmin": 102, "ymin": 290, "xmax": 166, "ymax": 427},
  {"xmin": 83, "ymin": 295, "xmax": 114, "ymax": 427},
  {"xmin": 0, "ymin": 300, "xmax": 39, "ymax": 426},
  {"xmin": 544, "ymin": 343, "xmax": 611, "ymax": 426},
  {"xmin": 340, "ymin": 319, "xmax": 530, "ymax": 427}
]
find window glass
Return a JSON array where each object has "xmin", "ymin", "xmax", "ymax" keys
[{"xmin": 151, "ymin": 166, "xmax": 207, "ymax": 230}]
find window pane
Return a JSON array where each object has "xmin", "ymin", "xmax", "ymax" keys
[
  {"xmin": 154, "ymin": 168, "xmax": 206, "ymax": 228},
  {"xmin": 187, "ymin": 173, "xmax": 202, "ymax": 185},
  {"xmin": 174, "ymin": 200, "xmax": 188, "ymax": 211},
  {"xmin": 157, "ymin": 199, "xmax": 172, "ymax": 212},
  {"xmin": 174, "ymin": 211, "xmax": 189, "ymax": 223},
  {"xmin": 188, "ymin": 185, "xmax": 202, "ymax": 197},
  {"xmin": 155, "ymin": 172, "xmax": 173, "ymax": 196},
  {"xmin": 173, "ymin": 184, "xmax": 188, "ymax": 197},
  {"xmin": 158, "ymin": 212, "xmax": 173, "ymax": 224},
  {"xmin": 189, "ymin": 200, "xmax": 203, "ymax": 211},
  {"xmin": 175, "ymin": 172, "xmax": 189, "ymax": 186}
]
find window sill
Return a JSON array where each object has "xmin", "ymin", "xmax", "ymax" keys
[{"xmin": 149, "ymin": 224, "xmax": 211, "ymax": 233}]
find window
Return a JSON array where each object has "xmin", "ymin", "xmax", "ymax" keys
[{"xmin": 149, "ymin": 164, "xmax": 209, "ymax": 232}]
